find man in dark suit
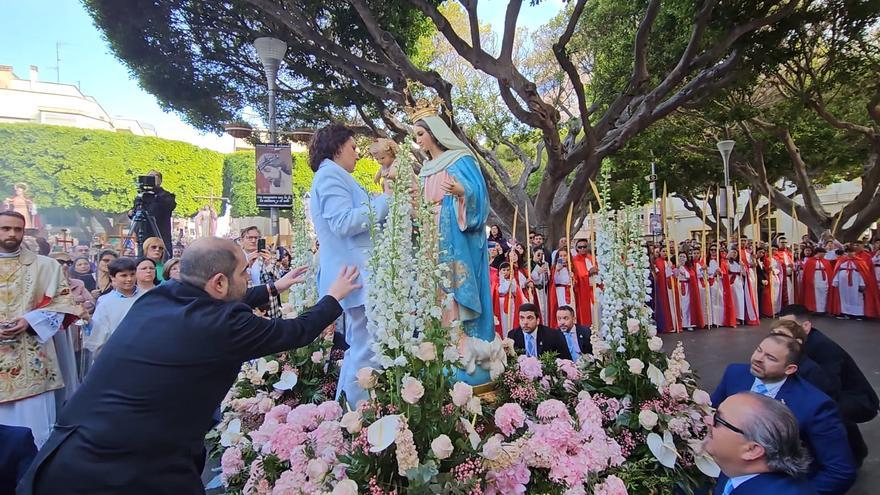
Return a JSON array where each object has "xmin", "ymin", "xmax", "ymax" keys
[
  {"xmin": 0, "ymin": 425, "xmax": 36, "ymax": 493},
  {"xmin": 780, "ymin": 304, "xmax": 878, "ymax": 465},
  {"xmin": 508, "ymin": 303, "xmax": 571, "ymax": 360},
  {"xmin": 711, "ymin": 334, "xmax": 856, "ymax": 495},
  {"xmin": 768, "ymin": 320, "xmax": 837, "ymax": 400},
  {"xmin": 18, "ymin": 238, "xmax": 361, "ymax": 494},
  {"xmin": 706, "ymin": 392, "xmax": 817, "ymax": 494},
  {"xmin": 555, "ymin": 305, "xmax": 591, "ymax": 361}
]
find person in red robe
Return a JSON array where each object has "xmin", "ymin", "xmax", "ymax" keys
[
  {"xmin": 546, "ymin": 249, "xmax": 577, "ymax": 328},
  {"xmin": 774, "ymin": 238, "xmax": 797, "ymax": 307},
  {"xmin": 853, "ymin": 241, "xmax": 880, "ymax": 309},
  {"xmin": 709, "ymin": 246, "xmax": 737, "ymax": 327},
  {"xmin": 680, "ymin": 253, "xmax": 705, "ymax": 330},
  {"xmin": 652, "ymin": 247, "xmax": 678, "ymax": 333},
  {"xmin": 570, "ymin": 239, "xmax": 597, "ymax": 327},
  {"xmin": 492, "ymin": 261, "xmax": 527, "ymax": 337},
  {"xmin": 801, "ymin": 248, "xmax": 833, "ymax": 313}
]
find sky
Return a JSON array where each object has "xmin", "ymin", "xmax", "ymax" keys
[{"xmin": 0, "ymin": 0, "xmax": 562, "ymax": 153}]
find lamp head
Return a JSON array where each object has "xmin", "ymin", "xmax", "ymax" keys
[
  {"xmin": 716, "ymin": 140, "xmax": 735, "ymax": 164},
  {"xmin": 253, "ymin": 37, "xmax": 287, "ymax": 88}
]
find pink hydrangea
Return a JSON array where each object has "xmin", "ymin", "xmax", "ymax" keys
[
  {"xmin": 536, "ymin": 399, "xmax": 571, "ymax": 422},
  {"xmin": 249, "ymin": 420, "xmax": 281, "ymax": 450},
  {"xmin": 220, "ymin": 446, "xmax": 244, "ymax": 483},
  {"xmin": 494, "ymin": 403, "xmax": 526, "ymax": 437},
  {"xmin": 310, "ymin": 420, "xmax": 346, "ymax": 461},
  {"xmin": 265, "ymin": 404, "xmax": 292, "ymax": 425},
  {"xmin": 523, "ymin": 417, "xmax": 624, "ymax": 487},
  {"xmin": 485, "ymin": 461, "xmax": 530, "ymax": 495},
  {"xmin": 287, "ymin": 403, "xmax": 321, "ymax": 431},
  {"xmin": 575, "ymin": 394, "xmax": 604, "ymax": 432},
  {"xmin": 272, "ymin": 470, "xmax": 304, "ymax": 495},
  {"xmin": 594, "ymin": 475, "xmax": 628, "ymax": 495},
  {"xmin": 517, "ymin": 355, "xmax": 544, "ymax": 380},
  {"xmin": 317, "ymin": 401, "xmax": 343, "ymax": 421},
  {"xmin": 556, "ymin": 358, "xmax": 581, "ymax": 380},
  {"xmin": 267, "ymin": 423, "xmax": 308, "ymax": 460}
]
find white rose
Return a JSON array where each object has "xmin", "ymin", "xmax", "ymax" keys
[
  {"xmin": 481, "ymin": 434, "xmax": 504, "ymax": 460},
  {"xmin": 306, "ymin": 458, "xmax": 329, "ymax": 481},
  {"xmin": 356, "ymin": 367, "xmax": 378, "ymax": 390},
  {"xmin": 599, "ymin": 367, "xmax": 615, "ymax": 385},
  {"xmin": 626, "ymin": 318, "xmax": 641, "ymax": 334},
  {"xmin": 639, "ymin": 409, "xmax": 659, "ymax": 430},
  {"xmin": 451, "ymin": 382, "xmax": 473, "ymax": 407},
  {"xmin": 416, "ymin": 342, "xmax": 437, "ymax": 362},
  {"xmin": 332, "ymin": 479, "xmax": 358, "ymax": 495},
  {"xmin": 443, "ymin": 346, "xmax": 460, "ymax": 363},
  {"xmin": 648, "ymin": 336, "xmax": 663, "ymax": 352},
  {"xmin": 340, "ymin": 411, "xmax": 363, "ymax": 434},
  {"xmin": 647, "ymin": 325, "xmax": 658, "ymax": 337},
  {"xmin": 627, "ymin": 358, "xmax": 645, "ymax": 375},
  {"xmin": 465, "ymin": 396, "xmax": 482, "ymax": 415},
  {"xmin": 669, "ymin": 383, "xmax": 689, "ymax": 401},
  {"xmin": 431, "ymin": 434, "xmax": 454, "ymax": 460},
  {"xmin": 692, "ymin": 389, "xmax": 711, "ymax": 406},
  {"xmin": 311, "ymin": 351, "xmax": 324, "ymax": 364}
]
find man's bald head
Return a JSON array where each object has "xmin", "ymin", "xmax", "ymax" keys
[{"xmin": 180, "ymin": 238, "xmax": 242, "ymax": 288}]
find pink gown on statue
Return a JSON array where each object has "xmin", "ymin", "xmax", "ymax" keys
[{"xmin": 423, "ymin": 170, "xmax": 468, "ymax": 326}]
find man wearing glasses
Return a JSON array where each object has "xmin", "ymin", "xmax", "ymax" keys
[
  {"xmin": 705, "ymin": 392, "xmax": 816, "ymax": 494},
  {"xmin": 570, "ymin": 240, "xmax": 598, "ymax": 327},
  {"xmin": 710, "ymin": 334, "xmax": 856, "ymax": 494}
]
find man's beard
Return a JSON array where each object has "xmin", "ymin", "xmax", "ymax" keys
[{"xmin": 0, "ymin": 238, "xmax": 22, "ymax": 252}]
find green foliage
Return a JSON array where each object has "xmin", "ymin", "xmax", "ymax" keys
[
  {"xmin": 222, "ymin": 150, "xmax": 382, "ymax": 217},
  {"xmin": 0, "ymin": 123, "xmax": 223, "ymax": 216}
]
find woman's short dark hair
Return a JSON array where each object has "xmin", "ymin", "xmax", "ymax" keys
[{"xmin": 308, "ymin": 123, "xmax": 356, "ymax": 172}]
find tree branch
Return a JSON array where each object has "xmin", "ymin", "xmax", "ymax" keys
[
  {"xmin": 499, "ymin": 0, "xmax": 523, "ymax": 63},
  {"xmin": 552, "ymin": 0, "xmax": 590, "ymax": 134}
]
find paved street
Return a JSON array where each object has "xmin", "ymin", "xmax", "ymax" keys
[{"xmin": 664, "ymin": 316, "xmax": 880, "ymax": 495}]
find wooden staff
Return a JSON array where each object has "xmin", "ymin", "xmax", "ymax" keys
[
  {"xmin": 589, "ymin": 179, "xmax": 604, "ymax": 211},
  {"xmin": 589, "ymin": 202, "xmax": 599, "ymax": 327},
  {"xmin": 507, "ymin": 205, "xmax": 519, "ymax": 332},
  {"xmin": 525, "ymin": 206, "xmax": 533, "ymax": 304},
  {"xmin": 670, "ymin": 212, "xmax": 683, "ymax": 334},
  {"xmin": 716, "ymin": 185, "xmax": 722, "ymax": 258},
  {"xmin": 701, "ymin": 188, "xmax": 711, "ymax": 326},
  {"xmin": 748, "ymin": 195, "xmax": 759, "ymax": 315},
  {"xmin": 831, "ymin": 209, "xmax": 844, "ymax": 238},
  {"xmin": 565, "ymin": 202, "xmax": 577, "ymax": 318},
  {"xmin": 767, "ymin": 199, "xmax": 775, "ymax": 316}
]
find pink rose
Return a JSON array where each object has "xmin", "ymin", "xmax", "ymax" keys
[
  {"xmin": 431, "ymin": 434, "xmax": 454, "ymax": 460},
  {"xmin": 332, "ymin": 479, "xmax": 359, "ymax": 495},
  {"xmin": 311, "ymin": 351, "xmax": 324, "ymax": 363},
  {"xmin": 626, "ymin": 318, "xmax": 641, "ymax": 334},
  {"xmin": 494, "ymin": 403, "xmax": 526, "ymax": 437},
  {"xmin": 401, "ymin": 376, "xmax": 425, "ymax": 404},
  {"xmin": 451, "ymin": 382, "xmax": 473, "ymax": 407},
  {"xmin": 306, "ymin": 458, "xmax": 329, "ymax": 482},
  {"xmin": 669, "ymin": 383, "xmax": 688, "ymax": 401},
  {"xmin": 594, "ymin": 474, "xmax": 628, "ymax": 495},
  {"xmin": 692, "ymin": 389, "xmax": 711, "ymax": 406},
  {"xmin": 416, "ymin": 342, "xmax": 437, "ymax": 362}
]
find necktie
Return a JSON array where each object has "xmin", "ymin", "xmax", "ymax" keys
[
  {"xmin": 721, "ymin": 479, "xmax": 734, "ymax": 495},
  {"xmin": 524, "ymin": 332, "xmax": 537, "ymax": 357},
  {"xmin": 564, "ymin": 332, "xmax": 580, "ymax": 361},
  {"xmin": 753, "ymin": 382, "xmax": 770, "ymax": 396}
]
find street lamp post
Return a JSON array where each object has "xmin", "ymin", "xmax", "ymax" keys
[
  {"xmin": 254, "ymin": 36, "xmax": 288, "ymax": 236},
  {"xmin": 716, "ymin": 140, "xmax": 735, "ymax": 246}
]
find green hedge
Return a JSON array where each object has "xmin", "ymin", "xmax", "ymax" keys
[
  {"xmin": 223, "ymin": 149, "xmax": 382, "ymax": 217},
  {"xmin": 0, "ymin": 123, "xmax": 382, "ymax": 219},
  {"xmin": 0, "ymin": 123, "xmax": 224, "ymax": 216}
]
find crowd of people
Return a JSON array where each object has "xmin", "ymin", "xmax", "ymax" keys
[{"xmin": 487, "ymin": 227, "xmax": 880, "ymax": 337}]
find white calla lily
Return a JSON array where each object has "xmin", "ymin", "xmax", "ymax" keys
[
  {"xmin": 367, "ymin": 415, "xmax": 401, "ymax": 453},
  {"xmin": 220, "ymin": 418, "xmax": 243, "ymax": 447},
  {"xmin": 273, "ymin": 370, "xmax": 298, "ymax": 391},
  {"xmin": 647, "ymin": 430, "xmax": 678, "ymax": 468},
  {"xmin": 689, "ymin": 440, "xmax": 721, "ymax": 477}
]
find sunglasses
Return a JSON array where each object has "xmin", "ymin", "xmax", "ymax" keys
[{"xmin": 711, "ymin": 412, "xmax": 744, "ymax": 435}]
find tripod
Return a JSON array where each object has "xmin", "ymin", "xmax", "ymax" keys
[{"xmin": 127, "ymin": 201, "xmax": 162, "ymax": 258}]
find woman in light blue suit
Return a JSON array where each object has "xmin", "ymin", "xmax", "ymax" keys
[{"xmin": 308, "ymin": 124, "xmax": 390, "ymax": 406}]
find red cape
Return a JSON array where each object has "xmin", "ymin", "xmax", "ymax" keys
[
  {"xmin": 829, "ymin": 257, "xmax": 879, "ymax": 318},
  {"xmin": 684, "ymin": 265, "xmax": 706, "ymax": 328},
  {"xmin": 715, "ymin": 257, "xmax": 738, "ymax": 327},
  {"xmin": 547, "ymin": 265, "xmax": 576, "ymax": 328},
  {"xmin": 774, "ymin": 249, "xmax": 796, "ymax": 307},
  {"xmin": 492, "ymin": 269, "xmax": 527, "ymax": 337},
  {"xmin": 738, "ymin": 250, "xmax": 761, "ymax": 326},
  {"xmin": 801, "ymin": 257, "xmax": 832, "ymax": 313},
  {"xmin": 760, "ymin": 255, "xmax": 777, "ymax": 318}
]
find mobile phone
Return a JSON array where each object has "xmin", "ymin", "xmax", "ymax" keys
[{"xmin": 257, "ymin": 239, "xmax": 266, "ymax": 251}]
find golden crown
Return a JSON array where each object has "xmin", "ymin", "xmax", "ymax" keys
[{"xmin": 404, "ymin": 95, "xmax": 443, "ymax": 123}]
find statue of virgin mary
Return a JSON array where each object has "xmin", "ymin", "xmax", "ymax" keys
[{"xmin": 412, "ymin": 113, "xmax": 502, "ymax": 385}]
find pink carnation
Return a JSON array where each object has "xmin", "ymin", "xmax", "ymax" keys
[
  {"xmin": 594, "ymin": 475, "xmax": 628, "ymax": 495},
  {"xmin": 485, "ymin": 461, "xmax": 530, "ymax": 495},
  {"xmin": 556, "ymin": 358, "xmax": 581, "ymax": 380},
  {"xmin": 517, "ymin": 355, "xmax": 544, "ymax": 380},
  {"xmin": 494, "ymin": 403, "xmax": 526, "ymax": 437},
  {"xmin": 536, "ymin": 399, "xmax": 571, "ymax": 422},
  {"xmin": 220, "ymin": 446, "xmax": 244, "ymax": 482},
  {"xmin": 317, "ymin": 401, "xmax": 343, "ymax": 421}
]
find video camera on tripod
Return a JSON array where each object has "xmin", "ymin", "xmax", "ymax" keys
[
  {"xmin": 128, "ymin": 175, "xmax": 162, "ymax": 257},
  {"xmin": 133, "ymin": 174, "xmax": 158, "ymax": 206}
]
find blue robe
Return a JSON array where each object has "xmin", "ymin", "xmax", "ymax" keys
[{"xmin": 430, "ymin": 155, "xmax": 494, "ymax": 385}]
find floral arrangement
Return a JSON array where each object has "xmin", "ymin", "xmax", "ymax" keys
[
  {"xmin": 285, "ymin": 198, "xmax": 318, "ymax": 317},
  {"xmin": 206, "ymin": 161, "xmax": 719, "ymax": 494}
]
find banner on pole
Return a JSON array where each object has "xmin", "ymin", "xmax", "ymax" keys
[
  {"xmin": 255, "ymin": 144, "xmax": 293, "ymax": 208},
  {"xmin": 649, "ymin": 213, "xmax": 663, "ymax": 235}
]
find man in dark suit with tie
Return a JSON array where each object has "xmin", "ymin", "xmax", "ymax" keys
[
  {"xmin": 508, "ymin": 303, "xmax": 571, "ymax": 360},
  {"xmin": 705, "ymin": 391, "xmax": 816, "ymax": 494},
  {"xmin": 768, "ymin": 319, "xmax": 837, "ymax": 400},
  {"xmin": 711, "ymin": 334, "xmax": 857, "ymax": 495},
  {"xmin": 18, "ymin": 238, "xmax": 362, "ymax": 494},
  {"xmin": 780, "ymin": 304, "xmax": 878, "ymax": 466},
  {"xmin": 555, "ymin": 305, "xmax": 591, "ymax": 361},
  {"xmin": 0, "ymin": 425, "xmax": 36, "ymax": 493}
]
